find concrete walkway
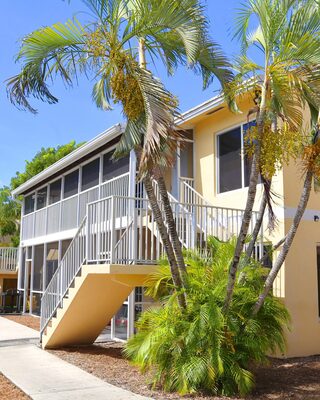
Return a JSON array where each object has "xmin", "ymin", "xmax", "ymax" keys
[
  {"xmin": 0, "ymin": 317, "xmax": 151, "ymax": 399},
  {"xmin": 0, "ymin": 316, "xmax": 39, "ymax": 342}
]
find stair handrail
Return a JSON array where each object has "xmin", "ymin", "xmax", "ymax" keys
[{"xmin": 40, "ymin": 216, "xmax": 87, "ymax": 338}]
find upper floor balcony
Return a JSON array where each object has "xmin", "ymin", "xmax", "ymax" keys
[{"xmin": 19, "ymin": 145, "xmax": 132, "ymax": 244}]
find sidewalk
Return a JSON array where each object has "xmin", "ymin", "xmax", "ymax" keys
[
  {"xmin": 0, "ymin": 317, "xmax": 151, "ymax": 399},
  {"xmin": 0, "ymin": 316, "xmax": 38, "ymax": 342}
]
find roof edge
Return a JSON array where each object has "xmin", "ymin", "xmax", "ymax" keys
[{"xmin": 12, "ymin": 123, "xmax": 123, "ymax": 196}]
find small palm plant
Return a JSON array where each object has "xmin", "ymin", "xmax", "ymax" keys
[{"xmin": 125, "ymin": 237, "xmax": 290, "ymax": 396}]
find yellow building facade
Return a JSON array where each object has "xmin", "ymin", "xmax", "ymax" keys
[{"xmin": 179, "ymin": 95, "xmax": 320, "ymax": 357}]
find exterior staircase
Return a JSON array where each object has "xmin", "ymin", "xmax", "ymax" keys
[{"xmin": 40, "ymin": 178, "xmax": 263, "ymax": 349}]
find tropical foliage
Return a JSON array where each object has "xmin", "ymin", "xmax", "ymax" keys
[
  {"xmin": 7, "ymin": 0, "xmax": 231, "ymax": 308},
  {"xmin": 125, "ymin": 238, "xmax": 290, "ymax": 396},
  {"xmin": 11, "ymin": 140, "xmax": 82, "ymax": 189},
  {"xmin": 223, "ymin": 0, "xmax": 320, "ymax": 313}
]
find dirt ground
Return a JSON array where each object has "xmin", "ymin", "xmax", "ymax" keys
[
  {"xmin": 3, "ymin": 314, "xmax": 40, "ymax": 331},
  {"xmin": 50, "ymin": 342, "xmax": 320, "ymax": 400},
  {"xmin": 0, "ymin": 374, "xmax": 29, "ymax": 400}
]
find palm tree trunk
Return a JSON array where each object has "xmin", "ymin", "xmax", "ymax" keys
[
  {"xmin": 252, "ymin": 170, "xmax": 313, "ymax": 315},
  {"xmin": 156, "ymin": 174, "xmax": 187, "ymax": 284},
  {"xmin": 245, "ymin": 190, "xmax": 267, "ymax": 258},
  {"xmin": 143, "ymin": 173, "xmax": 187, "ymax": 309},
  {"xmin": 223, "ymin": 79, "xmax": 268, "ymax": 313}
]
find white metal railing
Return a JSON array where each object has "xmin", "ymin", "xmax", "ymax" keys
[
  {"xmin": 21, "ymin": 173, "xmax": 130, "ymax": 241},
  {"xmin": 40, "ymin": 189, "xmax": 263, "ymax": 339},
  {"xmin": 179, "ymin": 180, "xmax": 263, "ymax": 255},
  {"xmin": 0, "ymin": 247, "xmax": 19, "ymax": 272},
  {"xmin": 40, "ymin": 217, "xmax": 87, "ymax": 336}
]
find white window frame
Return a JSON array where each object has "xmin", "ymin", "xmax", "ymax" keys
[{"xmin": 216, "ymin": 120, "xmax": 256, "ymax": 195}]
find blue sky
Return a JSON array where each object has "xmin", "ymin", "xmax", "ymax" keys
[{"xmin": 1, "ymin": 0, "xmax": 242, "ymax": 186}]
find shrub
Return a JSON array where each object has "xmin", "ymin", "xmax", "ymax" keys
[{"xmin": 124, "ymin": 237, "xmax": 290, "ymax": 396}]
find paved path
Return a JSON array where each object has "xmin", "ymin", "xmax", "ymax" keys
[
  {"xmin": 0, "ymin": 317, "xmax": 151, "ymax": 399},
  {"xmin": 0, "ymin": 316, "xmax": 39, "ymax": 342}
]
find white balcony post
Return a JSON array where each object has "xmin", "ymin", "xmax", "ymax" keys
[
  {"xmin": 127, "ymin": 290, "xmax": 135, "ymax": 338},
  {"xmin": 110, "ymin": 197, "xmax": 116, "ymax": 264},
  {"xmin": 85, "ymin": 204, "xmax": 90, "ymax": 262}
]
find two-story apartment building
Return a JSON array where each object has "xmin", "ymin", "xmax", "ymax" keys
[{"xmin": 12, "ymin": 93, "xmax": 320, "ymax": 357}]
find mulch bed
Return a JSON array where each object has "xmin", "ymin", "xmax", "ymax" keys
[
  {"xmin": 3, "ymin": 315, "xmax": 40, "ymax": 331},
  {"xmin": 8, "ymin": 315, "xmax": 320, "ymax": 398},
  {"xmin": 0, "ymin": 374, "xmax": 29, "ymax": 399},
  {"xmin": 50, "ymin": 342, "xmax": 320, "ymax": 399}
]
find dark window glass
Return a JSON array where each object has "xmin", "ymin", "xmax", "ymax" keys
[
  {"xmin": 33, "ymin": 245, "xmax": 44, "ymax": 291},
  {"xmin": 218, "ymin": 128, "xmax": 242, "ymax": 193},
  {"xmin": 243, "ymin": 121, "xmax": 257, "ymax": 187},
  {"xmin": 61, "ymin": 239, "xmax": 72, "ymax": 258},
  {"xmin": 81, "ymin": 158, "xmax": 100, "ymax": 191},
  {"xmin": 103, "ymin": 151, "xmax": 129, "ymax": 182},
  {"xmin": 64, "ymin": 170, "xmax": 79, "ymax": 198},
  {"xmin": 49, "ymin": 179, "xmax": 61, "ymax": 204},
  {"xmin": 36, "ymin": 187, "xmax": 47, "ymax": 210},
  {"xmin": 46, "ymin": 242, "xmax": 59, "ymax": 288},
  {"xmin": 24, "ymin": 193, "xmax": 35, "ymax": 215}
]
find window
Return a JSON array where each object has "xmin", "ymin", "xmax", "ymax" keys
[
  {"xmin": 103, "ymin": 151, "xmax": 129, "ymax": 182},
  {"xmin": 24, "ymin": 193, "xmax": 35, "ymax": 215},
  {"xmin": 217, "ymin": 122, "xmax": 256, "ymax": 193},
  {"xmin": 46, "ymin": 242, "xmax": 59, "ymax": 288},
  {"xmin": 64, "ymin": 170, "xmax": 79, "ymax": 198},
  {"xmin": 49, "ymin": 179, "xmax": 61, "ymax": 204},
  {"xmin": 33, "ymin": 245, "xmax": 44, "ymax": 292},
  {"xmin": 81, "ymin": 158, "xmax": 100, "ymax": 191},
  {"xmin": 36, "ymin": 187, "xmax": 47, "ymax": 210}
]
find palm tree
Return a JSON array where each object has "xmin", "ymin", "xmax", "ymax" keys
[
  {"xmin": 7, "ymin": 0, "xmax": 231, "ymax": 308},
  {"xmin": 223, "ymin": 0, "xmax": 320, "ymax": 313},
  {"xmin": 253, "ymin": 110, "xmax": 320, "ymax": 313}
]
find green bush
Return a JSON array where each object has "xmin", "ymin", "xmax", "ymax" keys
[{"xmin": 124, "ymin": 237, "xmax": 290, "ymax": 396}]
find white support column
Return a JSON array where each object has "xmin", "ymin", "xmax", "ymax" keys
[
  {"xmin": 59, "ymin": 177, "xmax": 65, "ymax": 232},
  {"xmin": 127, "ymin": 290, "xmax": 135, "ymax": 338},
  {"xmin": 77, "ymin": 167, "xmax": 82, "ymax": 226},
  {"xmin": 45, "ymin": 184, "xmax": 50, "ymax": 236},
  {"xmin": 128, "ymin": 150, "xmax": 137, "ymax": 198},
  {"xmin": 42, "ymin": 242, "xmax": 47, "ymax": 291},
  {"xmin": 98, "ymin": 154, "xmax": 103, "ymax": 199},
  {"xmin": 30, "ymin": 246, "xmax": 35, "ymax": 314}
]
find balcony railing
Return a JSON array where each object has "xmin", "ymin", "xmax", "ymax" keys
[
  {"xmin": 0, "ymin": 248, "xmax": 19, "ymax": 272},
  {"xmin": 21, "ymin": 173, "xmax": 130, "ymax": 242}
]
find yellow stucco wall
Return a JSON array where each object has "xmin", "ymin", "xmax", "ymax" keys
[{"xmin": 179, "ymin": 95, "xmax": 320, "ymax": 357}]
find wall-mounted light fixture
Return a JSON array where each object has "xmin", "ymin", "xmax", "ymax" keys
[{"xmin": 314, "ymin": 215, "xmax": 319, "ymax": 222}]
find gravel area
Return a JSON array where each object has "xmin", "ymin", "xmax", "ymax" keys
[
  {"xmin": 50, "ymin": 342, "xmax": 320, "ymax": 400},
  {"xmin": 3, "ymin": 315, "xmax": 40, "ymax": 331},
  {"xmin": 0, "ymin": 373, "xmax": 29, "ymax": 399}
]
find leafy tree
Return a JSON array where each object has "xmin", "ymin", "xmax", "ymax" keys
[
  {"xmin": 0, "ymin": 141, "xmax": 82, "ymax": 246},
  {"xmin": 11, "ymin": 140, "xmax": 82, "ymax": 189},
  {"xmin": 7, "ymin": 0, "xmax": 231, "ymax": 308},
  {"xmin": 125, "ymin": 238, "xmax": 290, "ymax": 396},
  {"xmin": 0, "ymin": 187, "xmax": 21, "ymax": 247},
  {"xmin": 223, "ymin": 0, "xmax": 320, "ymax": 313}
]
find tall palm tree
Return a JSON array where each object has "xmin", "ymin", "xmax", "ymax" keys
[
  {"xmin": 7, "ymin": 0, "xmax": 231, "ymax": 308},
  {"xmin": 253, "ymin": 110, "xmax": 320, "ymax": 313},
  {"xmin": 223, "ymin": 0, "xmax": 320, "ymax": 313}
]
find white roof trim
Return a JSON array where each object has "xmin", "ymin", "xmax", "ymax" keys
[
  {"xmin": 12, "ymin": 123, "xmax": 123, "ymax": 196},
  {"xmin": 11, "ymin": 93, "xmax": 228, "ymax": 197},
  {"xmin": 175, "ymin": 92, "xmax": 224, "ymax": 125}
]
